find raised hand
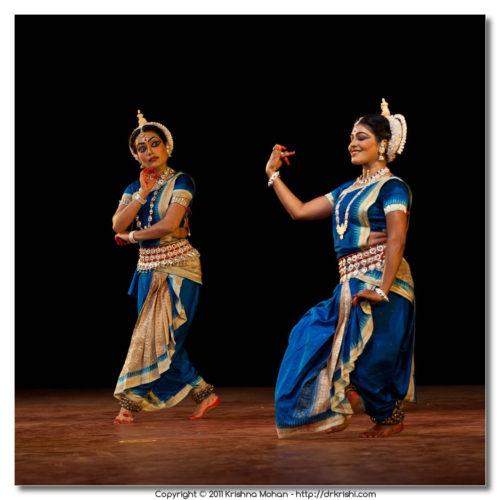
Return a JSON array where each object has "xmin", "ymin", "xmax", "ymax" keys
[
  {"xmin": 266, "ymin": 144, "xmax": 296, "ymax": 176},
  {"xmin": 140, "ymin": 168, "xmax": 158, "ymax": 196}
]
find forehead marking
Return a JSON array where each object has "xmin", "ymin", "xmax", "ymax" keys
[{"xmin": 137, "ymin": 133, "xmax": 159, "ymax": 144}]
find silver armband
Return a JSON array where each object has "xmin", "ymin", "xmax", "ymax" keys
[{"xmin": 171, "ymin": 196, "xmax": 190, "ymax": 208}]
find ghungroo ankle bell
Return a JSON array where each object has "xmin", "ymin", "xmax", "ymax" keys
[
  {"xmin": 119, "ymin": 394, "xmax": 143, "ymax": 413},
  {"xmin": 191, "ymin": 383, "xmax": 215, "ymax": 404},
  {"xmin": 370, "ymin": 400, "xmax": 404, "ymax": 425}
]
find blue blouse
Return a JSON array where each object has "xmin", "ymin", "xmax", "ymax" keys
[
  {"xmin": 121, "ymin": 172, "xmax": 195, "ymax": 249},
  {"xmin": 328, "ymin": 177, "xmax": 411, "ymax": 258}
]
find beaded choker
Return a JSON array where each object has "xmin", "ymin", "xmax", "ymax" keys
[{"xmin": 355, "ymin": 167, "xmax": 389, "ymax": 186}]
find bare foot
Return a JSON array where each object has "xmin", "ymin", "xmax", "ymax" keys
[
  {"xmin": 324, "ymin": 418, "xmax": 349, "ymax": 434},
  {"xmin": 113, "ymin": 407, "xmax": 137, "ymax": 424},
  {"xmin": 188, "ymin": 393, "xmax": 220, "ymax": 420},
  {"xmin": 359, "ymin": 423, "xmax": 404, "ymax": 438}
]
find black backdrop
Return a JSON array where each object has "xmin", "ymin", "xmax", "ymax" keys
[{"xmin": 15, "ymin": 15, "xmax": 485, "ymax": 389}]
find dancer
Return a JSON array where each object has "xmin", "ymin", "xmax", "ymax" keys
[
  {"xmin": 269, "ymin": 99, "xmax": 414, "ymax": 438},
  {"xmin": 112, "ymin": 110, "xmax": 219, "ymax": 423}
]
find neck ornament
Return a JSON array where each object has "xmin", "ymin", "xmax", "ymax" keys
[
  {"xmin": 355, "ymin": 167, "xmax": 389, "ymax": 186},
  {"xmin": 135, "ymin": 167, "xmax": 176, "ymax": 230},
  {"xmin": 335, "ymin": 168, "xmax": 390, "ymax": 240},
  {"xmin": 153, "ymin": 167, "xmax": 175, "ymax": 191}
]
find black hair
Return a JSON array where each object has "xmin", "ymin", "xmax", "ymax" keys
[
  {"xmin": 129, "ymin": 124, "xmax": 168, "ymax": 154},
  {"xmin": 355, "ymin": 114, "xmax": 391, "ymax": 143}
]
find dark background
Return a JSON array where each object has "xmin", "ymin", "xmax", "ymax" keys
[{"xmin": 15, "ymin": 15, "xmax": 485, "ymax": 389}]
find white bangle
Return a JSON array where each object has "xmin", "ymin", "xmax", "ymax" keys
[
  {"xmin": 268, "ymin": 171, "xmax": 280, "ymax": 187},
  {"xmin": 132, "ymin": 192, "xmax": 147, "ymax": 205},
  {"xmin": 129, "ymin": 231, "xmax": 138, "ymax": 244},
  {"xmin": 374, "ymin": 287, "xmax": 390, "ymax": 302}
]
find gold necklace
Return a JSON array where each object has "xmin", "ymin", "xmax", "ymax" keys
[
  {"xmin": 335, "ymin": 168, "xmax": 389, "ymax": 240},
  {"xmin": 335, "ymin": 187, "xmax": 367, "ymax": 239}
]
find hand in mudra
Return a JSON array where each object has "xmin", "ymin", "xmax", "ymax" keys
[
  {"xmin": 352, "ymin": 289, "xmax": 385, "ymax": 306},
  {"xmin": 115, "ymin": 232, "xmax": 131, "ymax": 246},
  {"xmin": 266, "ymin": 144, "xmax": 296, "ymax": 176},
  {"xmin": 140, "ymin": 168, "xmax": 158, "ymax": 195}
]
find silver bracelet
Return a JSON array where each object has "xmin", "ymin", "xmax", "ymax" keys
[
  {"xmin": 374, "ymin": 287, "xmax": 390, "ymax": 302},
  {"xmin": 132, "ymin": 192, "xmax": 147, "ymax": 205},
  {"xmin": 268, "ymin": 171, "xmax": 280, "ymax": 187},
  {"xmin": 128, "ymin": 231, "xmax": 138, "ymax": 244}
]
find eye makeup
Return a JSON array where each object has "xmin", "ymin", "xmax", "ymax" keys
[
  {"xmin": 350, "ymin": 132, "xmax": 372, "ymax": 141},
  {"xmin": 136, "ymin": 135, "xmax": 162, "ymax": 153}
]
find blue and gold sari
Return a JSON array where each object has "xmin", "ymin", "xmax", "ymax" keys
[
  {"xmin": 114, "ymin": 171, "xmax": 208, "ymax": 411},
  {"xmin": 275, "ymin": 176, "xmax": 415, "ymax": 438}
]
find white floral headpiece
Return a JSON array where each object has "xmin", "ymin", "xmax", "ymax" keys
[
  {"xmin": 380, "ymin": 98, "xmax": 407, "ymax": 163},
  {"xmin": 129, "ymin": 109, "xmax": 174, "ymax": 162}
]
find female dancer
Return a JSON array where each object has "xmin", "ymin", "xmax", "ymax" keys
[
  {"xmin": 268, "ymin": 99, "xmax": 415, "ymax": 438},
  {"xmin": 112, "ymin": 111, "xmax": 219, "ymax": 423}
]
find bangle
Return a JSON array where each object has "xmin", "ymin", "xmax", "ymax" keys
[
  {"xmin": 374, "ymin": 287, "xmax": 390, "ymax": 302},
  {"xmin": 268, "ymin": 171, "xmax": 280, "ymax": 187},
  {"xmin": 132, "ymin": 192, "xmax": 147, "ymax": 205},
  {"xmin": 129, "ymin": 231, "xmax": 138, "ymax": 244}
]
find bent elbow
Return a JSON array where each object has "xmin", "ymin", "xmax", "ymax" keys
[
  {"xmin": 291, "ymin": 212, "xmax": 311, "ymax": 222},
  {"xmin": 290, "ymin": 202, "xmax": 311, "ymax": 221},
  {"xmin": 289, "ymin": 207, "xmax": 305, "ymax": 221},
  {"xmin": 112, "ymin": 219, "xmax": 124, "ymax": 233}
]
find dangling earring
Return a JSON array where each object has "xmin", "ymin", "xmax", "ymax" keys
[{"xmin": 378, "ymin": 143, "xmax": 386, "ymax": 161}]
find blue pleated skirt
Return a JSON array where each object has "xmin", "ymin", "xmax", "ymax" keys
[
  {"xmin": 275, "ymin": 277, "xmax": 415, "ymax": 438},
  {"xmin": 114, "ymin": 270, "xmax": 202, "ymax": 410}
]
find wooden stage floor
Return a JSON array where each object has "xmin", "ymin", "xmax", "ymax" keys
[{"xmin": 15, "ymin": 386, "xmax": 485, "ymax": 486}]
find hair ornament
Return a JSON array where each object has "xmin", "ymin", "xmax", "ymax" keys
[
  {"xmin": 129, "ymin": 109, "xmax": 174, "ymax": 161},
  {"xmin": 137, "ymin": 109, "xmax": 148, "ymax": 126},
  {"xmin": 380, "ymin": 98, "xmax": 407, "ymax": 163}
]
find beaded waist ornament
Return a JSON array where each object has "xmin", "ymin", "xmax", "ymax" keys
[
  {"xmin": 137, "ymin": 239, "xmax": 200, "ymax": 272},
  {"xmin": 338, "ymin": 244, "xmax": 386, "ymax": 283}
]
